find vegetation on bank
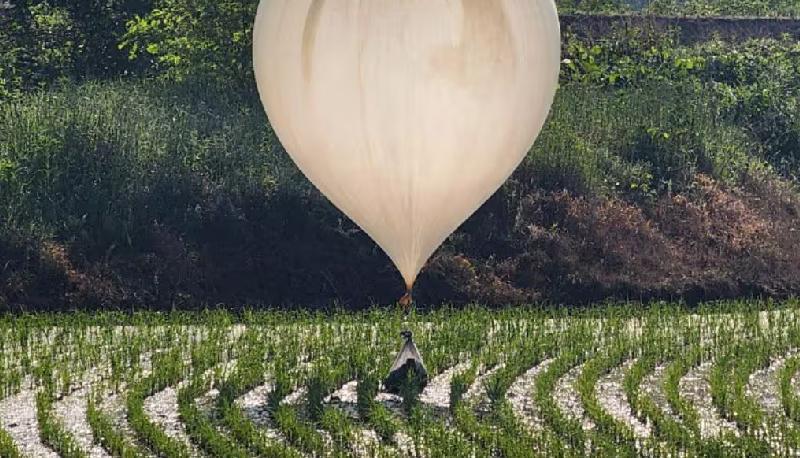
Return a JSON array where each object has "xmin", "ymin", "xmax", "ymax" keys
[
  {"xmin": 3, "ymin": 31, "xmax": 800, "ymax": 309},
  {"xmin": 2, "ymin": 3, "xmax": 800, "ymax": 309},
  {"xmin": 2, "ymin": 0, "xmax": 800, "ymax": 100}
]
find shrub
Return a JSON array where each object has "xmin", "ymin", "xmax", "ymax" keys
[
  {"xmin": 0, "ymin": 1, "xmax": 151, "ymax": 98},
  {"xmin": 120, "ymin": 0, "xmax": 258, "ymax": 84}
]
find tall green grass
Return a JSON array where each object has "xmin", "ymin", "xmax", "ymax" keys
[
  {"xmin": 0, "ymin": 78, "xmax": 770, "ymax": 248},
  {"xmin": 0, "ymin": 78, "xmax": 288, "ymax": 248},
  {"xmin": 528, "ymin": 82, "xmax": 761, "ymax": 198}
]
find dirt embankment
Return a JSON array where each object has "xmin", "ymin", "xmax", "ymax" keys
[{"xmin": 2, "ymin": 174, "xmax": 799, "ymax": 311}]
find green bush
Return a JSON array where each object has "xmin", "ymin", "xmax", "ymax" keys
[
  {"xmin": 4, "ymin": 0, "xmax": 800, "ymax": 103},
  {"xmin": 527, "ymin": 82, "xmax": 763, "ymax": 198},
  {"xmin": 120, "ymin": 0, "xmax": 258, "ymax": 83},
  {"xmin": 0, "ymin": 1, "xmax": 151, "ymax": 98},
  {"xmin": 0, "ymin": 2, "xmax": 81, "ymax": 97},
  {"xmin": 561, "ymin": 31, "xmax": 800, "ymax": 181}
]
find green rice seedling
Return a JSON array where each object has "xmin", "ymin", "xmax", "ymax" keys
[
  {"xmin": 220, "ymin": 405, "xmax": 301, "ymax": 458},
  {"xmin": 624, "ymin": 350, "xmax": 694, "ymax": 454},
  {"xmin": 781, "ymin": 355, "xmax": 800, "ymax": 424},
  {"xmin": 366, "ymin": 403, "xmax": 400, "ymax": 444},
  {"xmin": 475, "ymin": 336, "xmax": 559, "ymax": 455},
  {"xmin": 0, "ymin": 428, "xmax": 22, "ymax": 458},
  {"xmin": 407, "ymin": 407, "xmax": 486, "ymax": 458},
  {"xmin": 704, "ymin": 310, "xmax": 786, "ymax": 455},
  {"xmin": 663, "ymin": 345, "xmax": 703, "ymax": 436},
  {"xmin": 449, "ymin": 366, "xmax": 477, "ymax": 413},
  {"xmin": 356, "ymin": 338, "xmax": 400, "ymax": 443},
  {"xmin": 710, "ymin": 342, "xmax": 768, "ymax": 429},
  {"xmin": 452, "ymin": 403, "xmax": 497, "ymax": 452},
  {"xmin": 86, "ymin": 394, "xmax": 142, "ymax": 458},
  {"xmin": 356, "ymin": 372, "xmax": 379, "ymax": 418},
  {"xmin": 268, "ymin": 360, "xmax": 293, "ymax": 413},
  {"xmin": 443, "ymin": 322, "xmax": 527, "ymax": 456},
  {"xmin": 319, "ymin": 407, "xmax": 361, "ymax": 457},
  {"xmin": 306, "ymin": 370, "xmax": 333, "ymax": 423},
  {"xmin": 5, "ymin": 303, "xmax": 800, "ymax": 456},
  {"xmin": 36, "ymin": 389, "xmax": 87, "ymax": 458},
  {"xmin": 272, "ymin": 404, "xmax": 325, "ymax": 455},
  {"xmin": 178, "ymin": 374, "xmax": 249, "ymax": 458},
  {"xmin": 577, "ymin": 346, "xmax": 638, "ymax": 455},
  {"xmin": 126, "ymin": 349, "xmax": 191, "ymax": 458},
  {"xmin": 215, "ymin": 345, "xmax": 302, "ymax": 458},
  {"xmin": 535, "ymin": 346, "xmax": 589, "ymax": 454},
  {"xmin": 306, "ymin": 341, "xmax": 371, "ymax": 456}
]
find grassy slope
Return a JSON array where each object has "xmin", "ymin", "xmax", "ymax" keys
[
  {"xmin": 1, "ymin": 76, "xmax": 799, "ymax": 310},
  {"xmin": 1, "ymin": 37, "xmax": 800, "ymax": 310}
]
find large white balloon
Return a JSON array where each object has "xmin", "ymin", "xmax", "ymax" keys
[{"xmin": 253, "ymin": 0, "xmax": 560, "ymax": 293}]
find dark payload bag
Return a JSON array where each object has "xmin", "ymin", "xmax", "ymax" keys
[{"xmin": 384, "ymin": 330, "xmax": 428, "ymax": 394}]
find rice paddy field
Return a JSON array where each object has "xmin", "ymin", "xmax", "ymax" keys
[{"xmin": 2, "ymin": 301, "xmax": 800, "ymax": 457}]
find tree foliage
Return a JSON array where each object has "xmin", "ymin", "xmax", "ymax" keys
[
  {"xmin": 120, "ymin": 0, "xmax": 258, "ymax": 83},
  {"xmin": 0, "ymin": 0, "xmax": 151, "ymax": 97}
]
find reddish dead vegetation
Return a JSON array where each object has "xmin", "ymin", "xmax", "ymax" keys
[
  {"xmin": 1, "ymin": 173, "xmax": 799, "ymax": 310},
  {"xmin": 420, "ymin": 173, "xmax": 800, "ymax": 306}
]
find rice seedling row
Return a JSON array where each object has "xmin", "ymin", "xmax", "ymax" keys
[{"xmin": 2, "ymin": 303, "xmax": 800, "ymax": 456}]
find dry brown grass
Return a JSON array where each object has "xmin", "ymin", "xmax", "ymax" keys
[{"xmin": 2, "ymin": 173, "xmax": 799, "ymax": 310}]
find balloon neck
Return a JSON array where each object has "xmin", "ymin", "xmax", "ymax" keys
[{"xmin": 399, "ymin": 286, "xmax": 413, "ymax": 312}]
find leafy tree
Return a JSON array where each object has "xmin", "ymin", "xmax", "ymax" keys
[
  {"xmin": 120, "ymin": 0, "xmax": 257, "ymax": 83},
  {"xmin": 0, "ymin": 0, "xmax": 151, "ymax": 98}
]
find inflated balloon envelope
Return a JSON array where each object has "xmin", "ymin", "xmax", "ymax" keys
[{"xmin": 253, "ymin": 0, "xmax": 561, "ymax": 301}]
